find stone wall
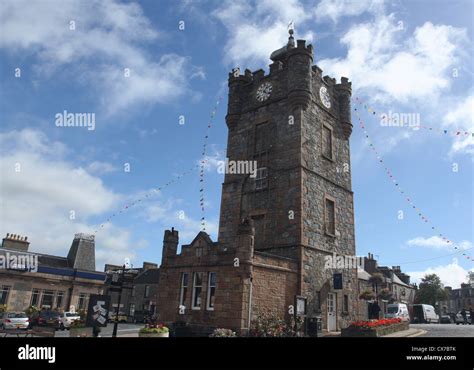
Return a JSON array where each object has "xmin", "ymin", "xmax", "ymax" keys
[{"xmin": 252, "ymin": 252, "xmax": 298, "ymax": 317}]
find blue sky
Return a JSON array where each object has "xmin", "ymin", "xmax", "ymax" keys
[{"xmin": 0, "ymin": 0, "xmax": 472, "ymax": 287}]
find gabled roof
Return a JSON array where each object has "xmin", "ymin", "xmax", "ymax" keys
[{"xmin": 357, "ymin": 268, "xmax": 372, "ymax": 281}]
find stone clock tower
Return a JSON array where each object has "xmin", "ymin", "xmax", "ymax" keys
[{"xmin": 218, "ymin": 29, "xmax": 358, "ymax": 330}]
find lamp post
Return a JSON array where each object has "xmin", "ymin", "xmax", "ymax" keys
[{"xmin": 112, "ymin": 264, "xmax": 125, "ymax": 338}]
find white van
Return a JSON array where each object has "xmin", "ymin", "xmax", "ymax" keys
[
  {"xmin": 412, "ymin": 304, "xmax": 439, "ymax": 323},
  {"xmin": 385, "ymin": 303, "xmax": 410, "ymax": 322}
]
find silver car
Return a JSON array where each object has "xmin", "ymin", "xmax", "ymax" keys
[
  {"xmin": 0, "ymin": 312, "xmax": 30, "ymax": 330},
  {"xmin": 455, "ymin": 311, "xmax": 472, "ymax": 325},
  {"xmin": 59, "ymin": 312, "xmax": 81, "ymax": 330}
]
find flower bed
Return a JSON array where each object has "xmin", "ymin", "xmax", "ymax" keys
[
  {"xmin": 342, "ymin": 318, "xmax": 409, "ymax": 337},
  {"xmin": 139, "ymin": 323, "xmax": 169, "ymax": 338}
]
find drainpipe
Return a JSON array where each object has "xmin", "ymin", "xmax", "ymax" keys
[{"xmin": 247, "ymin": 277, "xmax": 253, "ymax": 333}]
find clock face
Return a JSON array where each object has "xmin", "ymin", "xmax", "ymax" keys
[
  {"xmin": 256, "ymin": 82, "xmax": 272, "ymax": 102},
  {"xmin": 319, "ymin": 86, "xmax": 331, "ymax": 109}
]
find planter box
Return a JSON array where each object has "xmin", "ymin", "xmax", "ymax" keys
[
  {"xmin": 69, "ymin": 327, "xmax": 93, "ymax": 338},
  {"xmin": 341, "ymin": 322, "xmax": 409, "ymax": 337},
  {"xmin": 139, "ymin": 332, "xmax": 169, "ymax": 338}
]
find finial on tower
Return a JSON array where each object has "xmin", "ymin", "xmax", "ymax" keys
[{"xmin": 287, "ymin": 21, "xmax": 295, "ymax": 47}]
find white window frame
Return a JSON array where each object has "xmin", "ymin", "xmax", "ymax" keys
[
  {"xmin": 144, "ymin": 285, "xmax": 150, "ymax": 298},
  {"xmin": 192, "ymin": 272, "xmax": 203, "ymax": 310},
  {"xmin": 56, "ymin": 291, "xmax": 65, "ymax": 309},
  {"xmin": 206, "ymin": 272, "xmax": 217, "ymax": 311},
  {"xmin": 255, "ymin": 167, "xmax": 268, "ymax": 190},
  {"xmin": 179, "ymin": 273, "xmax": 189, "ymax": 308}
]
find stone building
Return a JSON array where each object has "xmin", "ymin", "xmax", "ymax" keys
[
  {"xmin": 441, "ymin": 283, "xmax": 473, "ymax": 314},
  {"xmin": 103, "ymin": 262, "xmax": 159, "ymax": 322},
  {"xmin": 0, "ymin": 233, "xmax": 105, "ymax": 312},
  {"xmin": 357, "ymin": 253, "xmax": 416, "ymax": 319},
  {"xmin": 157, "ymin": 30, "xmax": 359, "ymax": 334}
]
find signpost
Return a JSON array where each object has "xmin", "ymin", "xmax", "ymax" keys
[{"xmin": 86, "ymin": 295, "xmax": 110, "ymax": 327}]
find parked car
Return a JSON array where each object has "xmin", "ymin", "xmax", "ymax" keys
[
  {"xmin": 411, "ymin": 304, "xmax": 439, "ymax": 323},
  {"xmin": 29, "ymin": 310, "xmax": 62, "ymax": 330},
  {"xmin": 455, "ymin": 311, "xmax": 472, "ymax": 325},
  {"xmin": 108, "ymin": 312, "xmax": 128, "ymax": 323},
  {"xmin": 0, "ymin": 312, "xmax": 30, "ymax": 330},
  {"xmin": 59, "ymin": 312, "xmax": 81, "ymax": 330},
  {"xmin": 385, "ymin": 303, "xmax": 410, "ymax": 322},
  {"xmin": 440, "ymin": 314, "xmax": 454, "ymax": 324}
]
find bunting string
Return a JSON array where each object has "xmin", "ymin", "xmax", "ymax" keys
[
  {"xmin": 93, "ymin": 164, "xmax": 199, "ymax": 235},
  {"xmin": 199, "ymin": 96, "xmax": 223, "ymax": 232},
  {"xmin": 94, "ymin": 95, "xmax": 223, "ymax": 235},
  {"xmin": 361, "ymin": 105, "xmax": 473, "ymax": 137},
  {"xmin": 353, "ymin": 97, "xmax": 472, "ymax": 262}
]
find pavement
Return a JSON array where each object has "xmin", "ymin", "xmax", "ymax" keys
[{"xmin": 382, "ymin": 327, "xmax": 426, "ymax": 337}]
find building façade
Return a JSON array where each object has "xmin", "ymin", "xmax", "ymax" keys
[{"xmin": 157, "ymin": 31, "xmax": 359, "ymax": 335}]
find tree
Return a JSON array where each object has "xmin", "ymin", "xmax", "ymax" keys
[
  {"xmin": 369, "ymin": 273, "xmax": 384, "ymax": 296},
  {"xmin": 414, "ymin": 274, "xmax": 448, "ymax": 307}
]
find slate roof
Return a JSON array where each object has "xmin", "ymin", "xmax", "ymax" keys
[{"xmin": 134, "ymin": 268, "xmax": 160, "ymax": 285}]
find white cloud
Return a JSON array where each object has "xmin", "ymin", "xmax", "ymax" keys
[
  {"xmin": 318, "ymin": 18, "xmax": 468, "ymax": 103},
  {"xmin": 315, "ymin": 0, "xmax": 384, "ymax": 23},
  {"xmin": 0, "ymin": 128, "xmax": 140, "ymax": 269},
  {"xmin": 408, "ymin": 259, "xmax": 472, "ymax": 288},
  {"xmin": 443, "ymin": 94, "xmax": 474, "ymax": 155},
  {"xmin": 212, "ymin": 0, "xmax": 314, "ymax": 68},
  {"xmin": 85, "ymin": 161, "xmax": 118, "ymax": 175},
  {"xmin": 0, "ymin": 0, "xmax": 200, "ymax": 114},
  {"xmin": 141, "ymin": 198, "xmax": 218, "ymax": 244},
  {"xmin": 407, "ymin": 236, "xmax": 472, "ymax": 251}
]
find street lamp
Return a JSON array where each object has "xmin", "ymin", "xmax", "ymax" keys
[{"xmin": 112, "ymin": 264, "xmax": 126, "ymax": 338}]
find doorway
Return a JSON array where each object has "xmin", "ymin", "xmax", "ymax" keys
[{"xmin": 327, "ymin": 293, "xmax": 337, "ymax": 331}]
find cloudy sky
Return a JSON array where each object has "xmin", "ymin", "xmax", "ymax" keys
[{"xmin": 0, "ymin": 0, "xmax": 472, "ymax": 287}]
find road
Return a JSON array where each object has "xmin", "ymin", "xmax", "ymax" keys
[
  {"xmin": 411, "ymin": 323, "xmax": 473, "ymax": 337},
  {"xmin": 55, "ymin": 323, "xmax": 142, "ymax": 337}
]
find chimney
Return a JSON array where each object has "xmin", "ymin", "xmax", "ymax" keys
[
  {"xmin": 1, "ymin": 233, "xmax": 30, "ymax": 252},
  {"xmin": 363, "ymin": 252, "xmax": 378, "ymax": 274},
  {"xmin": 67, "ymin": 233, "xmax": 96, "ymax": 271},
  {"xmin": 161, "ymin": 228, "xmax": 179, "ymax": 266}
]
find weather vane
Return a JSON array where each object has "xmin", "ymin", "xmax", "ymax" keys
[{"xmin": 288, "ymin": 20, "xmax": 294, "ymax": 34}]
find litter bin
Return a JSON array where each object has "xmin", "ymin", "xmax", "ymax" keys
[{"xmin": 306, "ymin": 316, "xmax": 322, "ymax": 337}]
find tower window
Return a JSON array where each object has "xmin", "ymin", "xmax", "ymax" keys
[
  {"xmin": 255, "ymin": 167, "xmax": 268, "ymax": 190},
  {"xmin": 325, "ymin": 197, "xmax": 336, "ymax": 236},
  {"xmin": 251, "ymin": 214, "xmax": 265, "ymax": 249},
  {"xmin": 255, "ymin": 122, "xmax": 270, "ymax": 154},
  {"xmin": 322, "ymin": 125, "xmax": 333, "ymax": 160}
]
